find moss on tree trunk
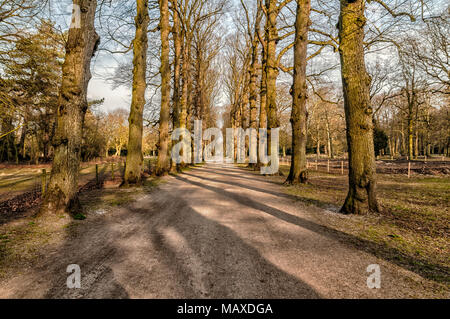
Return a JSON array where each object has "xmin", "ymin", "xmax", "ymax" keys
[
  {"xmin": 286, "ymin": 0, "xmax": 311, "ymax": 185},
  {"xmin": 338, "ymin": 0, "xmax": 380, "ymax": 214},
  {"xmin": 155, "ymin": 0, "xmax": 171, "ymax": 175},
  {"xmin": 124, "ymin": 0, "xmax": 150, "ymax": 185},
  {"xmin": 40, "ymin": 0, "xmax": 99, "ymax": 215}
]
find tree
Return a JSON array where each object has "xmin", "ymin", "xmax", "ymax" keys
[
  {"xmin": 411, "ymin": 8, "xmax": 449, "ymax": 94},
  {"xmin": 155, "ymin": 0, "xmax": 171, "ymax": 175},
  {"xmin": 2, "ymin": 21, "xmax": 64, "ymax": 163},
  {"xmin": 124, "ymin": 0, "xmax": 150, "ymax": 184},
  {"xmin": 171, "ymin": 0, "xmax": 182, "ymax": 139},
  {"xmin": 240, "ymin": 0, "xmax": 262, "ymax": 168},
  {"xmin": 373, "ymin": 125, "xmax": 388, "ymax": 157},
  {"xmin": 40, "ymin": 0, "xmax": 100, "ymax": 215},
  {"xmin": 105, "ymin": 109, "xmax": 129, "ymax": 157},
  {"xmin": 262, "ymin": 0, "xmax": 283, "ymax": 166},
  {"xmin": 286, "ymin": 0, "xmax": 311, "ymax": 184},
  {"xmin": 338, "ymin": 0, "xmax": 379, "ymax": 214},
  {"xmin": 0, "ymin": 0, "xmax": 46, "ymax": 64}
]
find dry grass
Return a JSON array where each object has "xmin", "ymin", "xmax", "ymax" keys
[
  {"xmin": 0, "ymin": 212, "xmax": 72, "ymax": 280},
  {"xmin": 0, "ymin": 159, "xmax": 176, "ymax": 281},
  {"xmin": 277, "ymin": 164, "xmax": 449, "ymax": 287}
]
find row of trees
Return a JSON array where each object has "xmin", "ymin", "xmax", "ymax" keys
[
  {"xmin": 0, "ymin": 18, "xmax": 154, "ymax": 163},
  {"xmin": 1, "ymin": 0, "xmax": 448, "ymax": 216}
]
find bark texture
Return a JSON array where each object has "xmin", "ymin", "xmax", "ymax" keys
[
  {"xmin": 124, "ymin": 0, "xmax": 150, "ymax": 185},
  {"xmin": 286, "ymin": 0, "xmax": 311, "ymax": 184},
  {"xmin": 155, "ymin": 0, "xmax": 171, "ymax": 175},
  {"xmin": 338, "ymin": 0, "xmax": 380, "ymax": 214},
  {"xmin": 40, "ymin": 0, "xmax": 99, "ymax": 215},
  {"xmin": 265, "ymin": 0, "xmax": 280, "ymax": 160},
  {"xmin": 171, "ymin": 0, "xmax": 182, "ymax": 129},
  {"xmin": 170, "ymin": 0, "xmax": 184, "ymax": 171}
]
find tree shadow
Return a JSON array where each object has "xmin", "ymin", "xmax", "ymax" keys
[
  {"xmin": 198, "ymin": 166, "xmax": 281, "ymax": 185},
  {"xmin": 18, "ymin": 187, "xmax": 320, "ymax": 298},
  {"xmin": 37, "ymin": 221, "xmax": 131, "ymax": 299},
  {"xmin": 189, "ymin": 167, "xmax": 341, "ymax": 209},
  {"xmin": 182, "ymin": 171, "xmax": 296, "ymax": 200},
  {"xmin": 173, "ymin": 174, "xmax": 450, "ymax": 285},
  {"xmin": 127, "ymin": 192, "xmax": 321, "ymax": 298}
]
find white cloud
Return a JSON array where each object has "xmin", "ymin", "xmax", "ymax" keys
[{"xmin": 87, "ymin": 78, "xmax": 131, "ymax": 112}]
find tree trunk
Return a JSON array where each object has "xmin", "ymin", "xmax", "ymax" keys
[
  {"xmin": 171, "ymin": 0, "xmax": 182, "ymax": 129},
  {"xmin": 265, "ymin": 0, "xmax": 280, "ymax": 165},
  {"xmin": 325, "ymin": 113, "xmax": 334, "ymax": 159},
  {"xmin": 124, "ymin": 0, "xmax": 149, "ymax": 185},
  {"xmin": 316, "ymin": 133, "xmax": 320, "ymax": 159},
  {"xmin": 40, "ymin": 0, "xmax": 99, "ymax": 215},
  {"xmin": 257, "ymin": 34, "xmax": 268, "ymax": 169},
  {"xmin": 18, "ymin": 121, "xmax": 27, "ymax": 160},
  {"xmin": 248, "ymin": 6, "xmax": 262, "ymax": 161},
  {"xmin": 155, "ymin": 0, "xmax": 171, "ymax": 175},
  {"xmin": 407, "ymin": 115, "xmax": 413, "ymax": 159},
  {"xmin": 171, "ymin": 0, "xmax": 183, "ymax": 171},
  {"xmin": 0, "ymin": 117, "xmax": 15, "ymax": 162},
  {"xmin": 242, "ymin": 70, "xmax": 250, "ymax": 128},
  {"xmin": 286, "ymin": 0, "xmax": 311, "ymax": 184},
  {"xmin": 338, "ymin": 0, "xmax": 380, "ymax": 215}
]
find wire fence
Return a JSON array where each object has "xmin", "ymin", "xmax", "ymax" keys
[{"xmin": 279, "ymin": 156, "xmax": 450, "ymax": 178}]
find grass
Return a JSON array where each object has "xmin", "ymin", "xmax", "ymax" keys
[
  {"xmin": 277, "ymin": 164, "xmax": 450, "ymax": 287},
  {"xmin": 0, "ymin": 162, "xmax": 120, "ymax": 201},
  {"xmin": 0, "ymin": 157, "xmax": 162, "ymax": 281},
  {"xmin": 0, "ymin": 213, "xmax": 69, "ymax": 280}
]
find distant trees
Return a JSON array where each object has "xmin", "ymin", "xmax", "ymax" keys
[
  {"xmin": 1, "ymin": 0, "xmax": 448, "ymax": 217},
  {"xmin": 411, "ymin": 10, "xmax": 449, "ymax": 93},
  {"xmin": 105, "ymin": 109, "xmax": 129, "ymax": 158}
]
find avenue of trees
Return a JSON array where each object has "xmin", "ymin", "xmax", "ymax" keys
[{"xmin": 0, "ymin": 0, "xmax": 448, "ymax": 215}]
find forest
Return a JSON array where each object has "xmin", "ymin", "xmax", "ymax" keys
[{"xmin": 0, "ymin": 0, "xmax": 448, "ymax": 300}]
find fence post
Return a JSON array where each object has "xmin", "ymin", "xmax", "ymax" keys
[
  {"xmin": 327, "ymin": 160, "xmax": 330, "ymax": 173},
  {"xmin": 41, "ymin": 169, "xmax": 47, "ymax": 196},
  {"xmin": 341, "ymin": 161, "xmax": 344, "ymax": 175},
  {"xmin": 315, "ymin": 159, "xmax": 318, "ymax": 171},
  {"xmin": 111, "ymin": 163, "xmax": 115, "ymax": 180}
]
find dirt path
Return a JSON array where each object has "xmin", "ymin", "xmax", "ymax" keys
[{"xmin": 0, "ymin": 164, "xmax": 445, "ymax": 298}]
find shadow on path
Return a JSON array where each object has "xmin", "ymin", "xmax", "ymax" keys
[{"xmin": 174, "ymin": 173, "xmax": 450, "ymax": 285}]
